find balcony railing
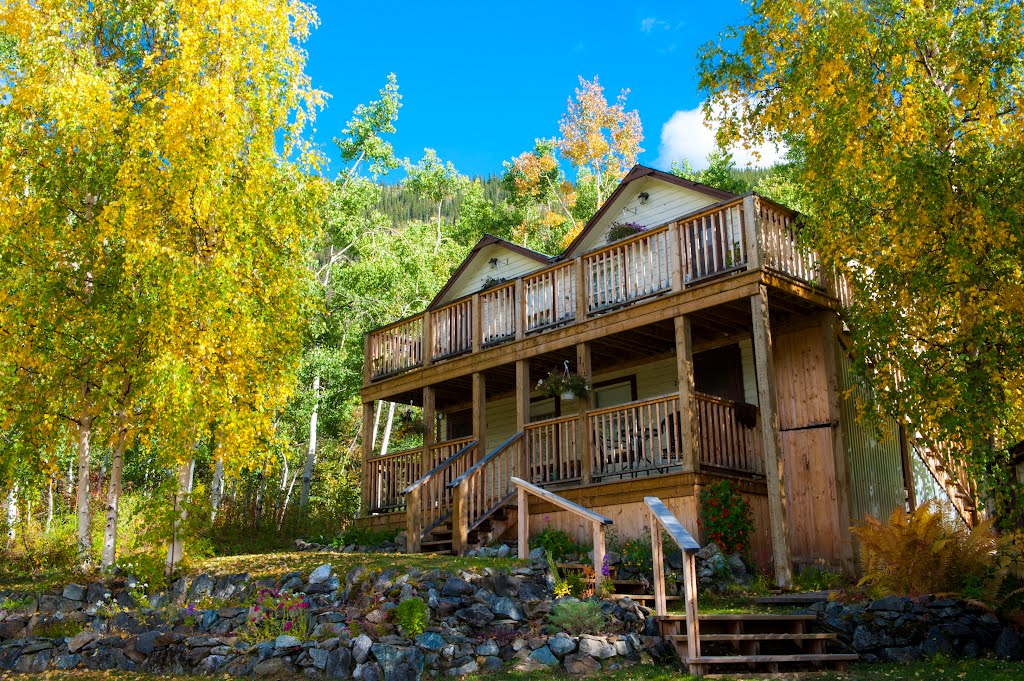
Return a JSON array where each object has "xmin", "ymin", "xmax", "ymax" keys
[{"xmin": 367, "ymin": 195, "xmax": 835, "ymax": 381}]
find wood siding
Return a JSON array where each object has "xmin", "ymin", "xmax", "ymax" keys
[{"xmin": 442, "ymin": 244, "xmax": 547, "ymax": 303}]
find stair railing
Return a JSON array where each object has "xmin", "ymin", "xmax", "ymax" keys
[
  {"xmin": 401, "ymin": 439, "xmax": 478, "ymax": 552},
  {"xmin": 447, "ymin": 432, "xmax": 525, "ymax": 554},
  {"xmin": 645, "ymin": 496, "xmax": 701, "ymax": 670},
  {"xmin": 512, "ymin": 476, "xmax": 613, "ymax": 589}
]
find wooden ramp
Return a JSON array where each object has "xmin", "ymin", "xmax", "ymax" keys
[{"xmin": 642, "ymin": 496, "xmax": 857, "ymax": 677}]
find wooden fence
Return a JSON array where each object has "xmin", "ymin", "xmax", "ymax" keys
[
  {"xmin": 365, "ymin": 446, "xmax": 421, "ymax": 513},
  {"xmin": 524, "ymin": 262, "xmax": 577, "ymax": 332}
]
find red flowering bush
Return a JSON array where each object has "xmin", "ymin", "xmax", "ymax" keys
[
  {"xmin": 242, "ymin": 588, "xmax": 311, "ymax": 642},
  {"xmin": 699, "ymin": 480, "xmax": 755, "ymax": 558}
]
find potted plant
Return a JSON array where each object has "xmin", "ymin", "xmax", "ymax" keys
[
  {"xmin": 605, "ymin": 221, "xmax": 646, "ymax": 244},
  {"xmin": 536, "ymin": 362, "xmax": 591, "ymax": 401}
]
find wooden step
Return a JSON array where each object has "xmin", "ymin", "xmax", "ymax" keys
[
  {"xmin": 421, "ymin": 540, "xmax": 453, "ymax": 549},
  {"xmin": 658, "ymin": 613, "xmax": 816, "ymax": 622},
  {"xmin": 608, "ymin": 593, "xmax": 682, "ymax": 602},
  {"xmin": 685, "ymin": 653, "xmax": 857, "ymax": 665},
  {"xmin": 667, "ymin": 633, "xmax": 836, "ymax": 642}
]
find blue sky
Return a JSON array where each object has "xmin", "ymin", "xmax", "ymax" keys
[{"xmin": 304, "ymin": 1, "xmax": 779, "ymax": 180}]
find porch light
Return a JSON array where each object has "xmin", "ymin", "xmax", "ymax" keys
[{"xmin": 638, "ymin": 191, "xmax": 650, "ymax": 205}]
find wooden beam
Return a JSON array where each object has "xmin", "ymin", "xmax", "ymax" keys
[
  {"xmin": 471, "ymin": 293, "xmax": 482, "ymax": 353},
  {"xmin": 422, "ymin": 385, "xmax": 436, "ymax": 469},
  {"xmin": 649, "ymin": 507, "xmax": 667, "ymax": 616},
  {"xmin": 472, "ymin": 372, "xmax": 487, "ymax": 459},
  {"xmin": 820, "ymin": 313, "xmax": 855, "ymax": 576},
  {"xmin": 751, "ymin": 284, "xmax": 793, "ymax": 588},
  {"xmin": 577, "ymin": 342, "xmax": 594, "ymax": 485},
  {"xmin": 675, "ymin": 315, "xmax": 699, "ymax": 472},
  {"xmin": 363, "ymin": 271, "xmax": 764, "ymax": 403},
  {"xmin": 668, "ymin": 221, "xmax": 684, "ymax": 292},
  {"xmin": 518, "ymin": 485, "xmax": 529, "ymax": 559},
  {"xmin": 743, "ymin": 194, "xmax": 762, "ymax": 271},
  {"xmin": 361, "ymin": 401, "xmax": 374, "ymax": 517},
  {"xmin": 515, "ymin": 359, "xmax": 530, "ymax": 479},
  {"xmin": 406, "ymin": 485, "xmax": 421, "ymax": 554},
  {"xmin": 515, "ymin": 278, "xmax": 525, "ymax": 340},
  {"xmin": 574, "ymin": 256, "xmax": 588, "ymax": 321},
  {"xmin": 592, "ymin": 521, "xmax": 606, "ymax": 592},
  {"xmin": 422, "ymin": 311, "xmax": 433, "ymax": 368}
]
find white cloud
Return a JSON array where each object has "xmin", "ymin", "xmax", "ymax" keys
[
  {"xmin": 656, "ymin": 103, "xmax": 785, "ymax": 170},
  {"xmin": 640, "ymin": 17, "xmax": 671, "ymax": 33}
]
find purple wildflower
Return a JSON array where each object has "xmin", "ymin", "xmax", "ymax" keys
[
  {"xmin": 601, "ymin": 555, "xmax": 611, "ymax": 578},
  {"xmin": 186, "ymin": 603, "xmax": 195, "ymax": 615}
]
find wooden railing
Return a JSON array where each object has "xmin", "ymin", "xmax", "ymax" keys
[
  {"xmin": 525, "ymin": 415, "xmax": 581, "ymax": 485},
  {"xmin": 431, "ymin": 298, "xmax": 473, "ymax": 360},
  {"xmin": 588, "ymin": 394, "xmax": 682, "ymax": 481},
  {"xmin": 480, "ymin": 282, "xmax": 516, "ymax": 346},
  {"xmin": 369, "ymin": 315, "xmax": 423, "ymax": 379},
  {"xmin": 760, "ymin": 201, "xmax": 821, "ymax": 285},
  {"xmin": 366, "ymin": 194, "xmax": 844, "ymax": 381},
  {"xmin": 449, "ymin": 433, "xmax": 524, "ymax": 553},
  {"xmin": 694, "ymin": 393, "xmax": 763, "ymax": 474},
  {"xmin": 645, "ymin": 496, "xmax": 701, "ymax": 673},
  {"xmin": 679, "ymin": 199, "xmax": 747, "ymax": 283},
  {"xmin": 428, "ymin": 436, "xmax": 474, "ymax": 470},
  {"xmin": 912, "ymin": 438, "xmax": 978, "ymax": 526},
  {"xmin": 524, "ymin": 262, "xmax": 577, "ymax": 333},
  {"xmin": 402, "ymin": 439, "xmax": 477, "ymax": 552},
  {"xmin": 514, "ymin": 477, "xmax": 612, "ymax": 589},
  {"xmin": 584, "ymin": 226, "xmax": 672, "ymax": 313},
  {"xmin": 365, "ymin": 446, "xmax": 421, "ymax": 514}
]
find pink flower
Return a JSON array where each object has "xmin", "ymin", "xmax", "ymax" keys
[{"xmin": 284, "ymin": 621, "xmax": 293, "ymax": 631}]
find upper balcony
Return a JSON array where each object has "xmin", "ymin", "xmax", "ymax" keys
[{"xmin": 365, "ymin": 195, "xmax": 850, "ymax": 384}]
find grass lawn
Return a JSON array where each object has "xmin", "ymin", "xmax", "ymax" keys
[
  {"xmin": 0, "ymin": 550, "xmax": 526, "ymax": 593},
  {"xmin": 3, "ymin": 659, "xmax": 1022, "ymax": 681}
]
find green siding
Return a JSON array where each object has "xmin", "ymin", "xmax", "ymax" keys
[{"xmin": 838, "ymin": 347, "xmax": 906, "ymax": 523}]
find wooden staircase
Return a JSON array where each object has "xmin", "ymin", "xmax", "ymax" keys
[
  {"xmin": 658, "ymin": 613, "xmax": 856, "ymax": 676},
  {"xmin": 419, "ymin": 503, "xmax": 518, "ymax": 555},
  {"xmin": 912, "ymin": 437, "xmax": 979, "ymax": 525}
]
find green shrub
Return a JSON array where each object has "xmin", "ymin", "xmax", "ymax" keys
[
  {"xmin": 700, "ymin": 480, "xmax": 755, "ymax": 558},
  {"xmin": 530, "ymin": 527, "xmax": 578, "ymax": 559},
  {"xmin": 334, "ymin": 526, "xmax": 398, "ymax": 547},
  {"xmin": 34, "ymin": 618, "xmax": 84, "ymax": 639},
  {"xmin": 620, "ymin": 531, "xmax": 655, "ymax": 579},
  {"xmin": 394, "ymin": 597, "xmax": 429, "ymax": 636},
  {"xmin": 794, "ymin": 565, "xmax": 846, "ymax": 591},
  {"xmin": 547, "ymin": 599, "xmax": 606, "ymax": 635}
]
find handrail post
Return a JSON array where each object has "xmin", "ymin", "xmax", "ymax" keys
[
  {"xmin": 515, "ymin": 278, "xmax": 525, "ymax": 340},
  {"xmin": 668, "ymin": 220, "xmax": 684, "ymax": 292},
  {"xmin": 421, "ymin": 311, "xmax": 432, "ymax": 367},
  {"xmin": 675, "ymin": 316, "xmax": 699, "ymax": 472},
  {"xmin": 682, "ymin": 546, "xmax": 701, "ymax": 672},
  {"xmin": 452, "ymin": 480, "xmax": 468, "ymax": 555},
  {"xmin": 406, "ymin": 486, "xmax": 422, "ymax": 553},
  {"xmin": 471, "ymin": 293, "xmax": 481, "ymax": 353},
  {"xmin": 591, "ymin": 521, "xmax": 606, "ymax": 592},
  {"xmin": 517, "ymin": 485, "xmax": 529, "ymax": 559},
  {"xmin": 574, "ymin": 255, "xmax": 587, "ymax": 320},
  {"xmin": 361, "ymin": 401, "xmax": 374, "ymax": 516},
  {"xmin": 649, "ymin": 507, "xmax": 667, "ymax": 616},
  {"xmin": 363, "ymin": 333, "xmax": 373, "ymax": 384},
  {"xmin": 743, "ymin": 194, "xmax": 762, "ymax": 271},
  {"xmin": 577, "ymin": 342, "xmax": 593, "ymax": 484}
]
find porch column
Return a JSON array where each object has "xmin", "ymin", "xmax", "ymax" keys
[
  {"xmin": 577, "ymin": 343, "xmax": 594, "ymax": 484},
  {"xmin": 361, "ymin": 401, "xmax": 374, "ymax": 516},
  {"xmin": 674, "ymin": 315, "xmax": 699, "ymax": 472},
  {"xmin": 472, "ymin": 372, "xmax": 487, "ymax": 458},
  {"xmin": 750, "ymin": 284, "xmax": 793, "ymax": 588},
  {"xmin": 821, "ymin": 313, "xmax": 855, "ymax": 575},
  {"xmin": 516, "ymin": 360, "xmax": 530, "ymax": 480},
  {"xmin": 422, "ymin": 386, "xmax": 436, "ymax": 471}
]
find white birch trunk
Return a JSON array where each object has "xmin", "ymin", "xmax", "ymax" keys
[
  {"xmin": 299, "ymin": 374, "xmax": 320, "ymax": 511},
  {"xmin": 46, "ymin": 479, "xmax": 54, "ymax": 533},
  {"xmin": 165, "ymin": 458, "xmax": 195, "ymax": 578},
  {"xmin": 379, "ymin": 402, "xmax": 396, "ymax": 457},
  {"xmin": 371, "ymin": 401, "xmax": 382, "ymax": 451},
  {"xmin": 211, "ymin": 458, "xmax": 225, "ymax": 522},
  {"xmin": 101, "ymin": 410, "xmax": 129, "ymax": 570},
  {"xmin": 278, "ymin": 470, "xmax": 299, "ymax": 531},
  {"xmin": 76, "ymin": 397, "xmax": 93, "ymax": 561},
  {"xmin": 5, "ymin": 485, "xmax": 16, "ymax": 541}
]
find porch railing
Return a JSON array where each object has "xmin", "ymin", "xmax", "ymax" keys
[
  {"xmin": 584, "ymin": 226, "xmax": 672, "ymax": 313},
  {"xmin": 524, "ymin": 261, "xmax": 577, "ymax": 333},
  {"xmin": 694, "ymin": 393, "xmax": 764, "ymax": 474},
  {"xmin": 367, "ymin": 195, "xmax": 834, "ymax": 381},
  {"xmin": 588, "ymin": 394, "xmax": 683, "ymax": 481},
  {"xmin": 402, "ymin": 439, "xmax": 478, "ymax": 551},
  {"xmin": 524, "ymin": 415, "xmax": 581, "ymax": 485},
  {"xmin": 449, "ymin": 433, "xmax": 524, "ymax": 552},
  {"xmin": 365, "ymin": 446, "xmax": 422, "ymax": 514}
]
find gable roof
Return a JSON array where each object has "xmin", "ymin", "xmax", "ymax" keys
[
  {"xmin": 558, "ymin": 165, "xmax": 737, "ymax": 260},
  {"xmin": 429, "ymin": 234, "xmax": 552, "ymax": 308}
]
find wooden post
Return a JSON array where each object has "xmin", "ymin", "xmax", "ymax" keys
[
  {"xmin": 515, "ymin": 278, "xmax": 526, "ymax": 340},
  {"xmin": 361, "ymin": 401, "xmax": 374, "ymax": 516},
  {"xmin": 574, "ymin": 255, "xmax": 588, "ymax": 321},
  {"xmin": 422, "ymin": 311, "xmax": 433, "ymax": 367},
  {"xmin": 518, "ymin": 484, "xmax": 529, "ymax": 559},
  {"xmin": 668, "ymin": 220, "xmax": 685, "ymax": 291},
  {"xmin": 516, "ymin": 360, "xmax": 530, "ymax": 477},
  {"xmin": 363, "ymin": 333, "xmax": 373, "ymax": 385},
  {"xmin": 577, "ymin": 342, "xmax": 594, "ymax": 484},
  {"xmin": 682, "ymin": 550, "xmax": 702, "ymax": 674},
  {"xmin": 820, "ymin": 313, "xmax": 855, "ymax": 575},
  {"xmin": 591, "ymin": 521, "xmax": 606, "ymax": 592},
  {"xmin": 406, "ymin": 486, "xmax": 422, "ymax": 553},
  {"xmin": 472, "ymin": 372, "xmax": 487, "ymax": 460},
  {"xmin": 649, "ymin": 508, "xmax": 667, "ymax": 616},
  {"xmin": 422, "ymin": 386, "xmax": 436, "ymax": 472},
  {"xmin": 675, "ymin": 316, "xmax": 699, "ymax": 472},
  {"xmin": 750, "ymin": 285, "xmax": 793, "ymax": 588},
  {"xmin": 471, "ymin": 293, "xmax": 482, "ymax": 353},
  {"xmin": 452, "ymin": 483, "xmax": 468, "ymax": 555},
  {"xmin": 742, "ymin": 194, "xmax": 762, "ymax": 270},
  {"xmin": 899, "ymin": 424, "xmax": 917, "ymax": 511}
]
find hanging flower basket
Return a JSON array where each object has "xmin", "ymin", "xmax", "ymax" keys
[
  {"xmin": 606, "ymin": 221, "xmax": 646, "ymax": 244},
  {"xmin": 536, "ymin": 364, "xmax": 590, "ymax": 400}
]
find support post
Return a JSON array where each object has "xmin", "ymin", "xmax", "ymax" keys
[
  {"xmin": 682, "ymin": 549, "xmax": 702, "ymax": 674},
  {"xmin": 591, "ymin": 522, "xmax": 606, "ymax": 592},
  {"xmin": 472, "ymin": 372, "xmax": 487, "ymax": 461},
  {"xmin": 471, "ymin": 294, "xmax": 482, "ymax": 353},
  {"xmin": 406, "ymin": 486, "xmax": 422, "ymax": 554},
  {"xmin": 422, "ymin": 386, "xmax": 436, "ymax": 472},
  {"xmin": 452, "ymin": 483, "xmax": 468, "ymax": 555},
  {"xmin": 668, "ymin": 221, "xmax": 685, "ymax": 291},
  {"xmin": 361, "ymin": 401, "xmax": 374, "ymax": 516},
  {"xmin": 649, "ymin": 508, "xmax": 667, "ymax": 616},
  {"xmin": 574, "ymin": 256, "xmax": 588, "ymax": 320},
  {"xmin": 517, "ymin": 484, "xmax": 529, "ymax": 559},
  {"xmin": 820, "ymin": 313, "xmax": 855, "ymax": 575},
  {"xmin": 750, "ymin": 284, "xmax": 793, "ymax": 588},
  {"xmin": 363, "ymin": 334, "xmax": 373, "ymax": 385},
  {"xmin": 515, "ymin": 278, "xmax": 526, "ymax": 340},
  {"xmin": 675, "ymin": 315, "xmax": 699, "ymax": 472},
  {"xmin": 516, "ymin": 360, "xmax": 530, "ymax": 478},
  {"xmin": 577, "ymin": 342, "xmax": 594, "ymax": 484},
  {"xmin": 422, "ymin": 311, "xmax": 433, "ymax": 367},
  {"xmin": 742, "ymin": 194, "xmax": 762, "ymax": 270}
]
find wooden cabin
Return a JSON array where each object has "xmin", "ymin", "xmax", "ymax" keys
[{"xmin": 356, "ymin": 165, "xmax": 973, "ymax": 586}]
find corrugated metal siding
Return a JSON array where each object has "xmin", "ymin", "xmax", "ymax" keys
[{"xmin": 837, "ymin": 348, "xmax": 906, "ymax": 522}]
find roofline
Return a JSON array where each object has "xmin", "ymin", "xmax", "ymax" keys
[
  {"xmin": 558, "ymin": 165, "xmax": 738, "ymax": 259},
  {"xmin": 428, "ymin": 234, "xmax": 552, "ymax": 308}
]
